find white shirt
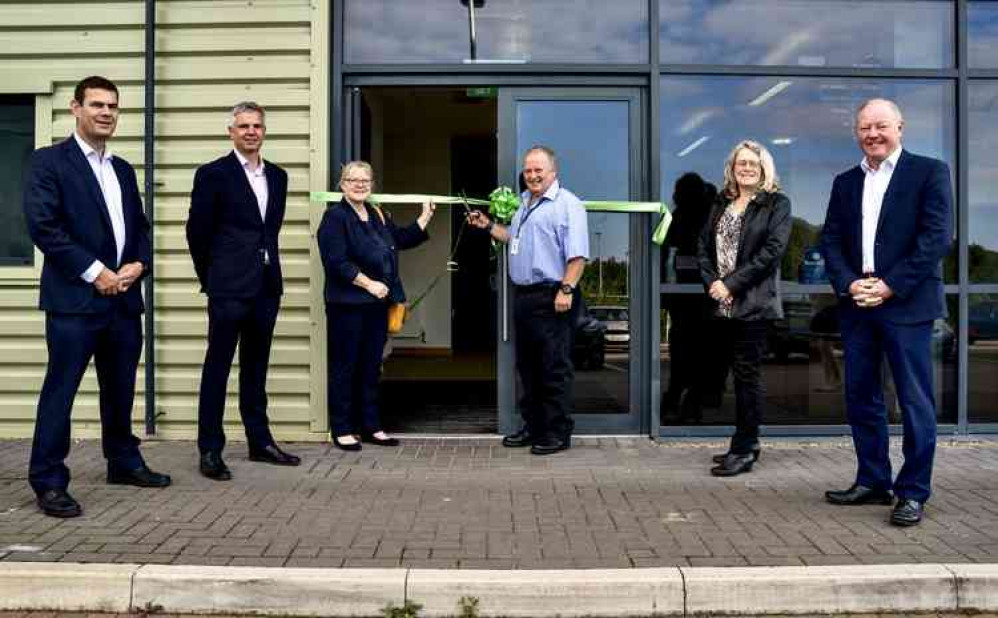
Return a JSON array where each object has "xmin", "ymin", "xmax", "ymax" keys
[
  {"xmin": 234, "ymin": 149, "xmax": 268, "ymax": 221},
  {"xmin": 859, "ymin": 146, "xmax": 902, "ymax": 275},
  {"xmin": 74, "ymin": 132, "xmax": 126, "ymax": 282}
]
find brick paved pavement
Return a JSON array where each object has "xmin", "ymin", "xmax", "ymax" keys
[
  {"xmin": 4, "ymin": 614, "xmax": 997, "ymax": 618},
  {"xmin": 1, "ymin": 437, "xmax": 997, "ymax": 569}
]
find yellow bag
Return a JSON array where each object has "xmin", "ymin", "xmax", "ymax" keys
[
  {"xmin": 387, "ymin": 302, "xmax": 407, "ymax": 334},
  {"xmin": 370, "ymin": 204, "xmax": 408, "ymax": 335}
]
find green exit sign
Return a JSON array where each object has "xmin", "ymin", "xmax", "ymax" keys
[{"xmin": 466, "ymin": 87, "xmax": 498, "ymax": 99}]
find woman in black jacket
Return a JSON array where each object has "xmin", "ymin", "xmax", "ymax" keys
[
  {"xmin": 698, "ymin": 140, "xmax": 792, "ymax": 476},
  {"xmin": 318, "ymin": 161, "xmax": 435, "ymax": 450}
]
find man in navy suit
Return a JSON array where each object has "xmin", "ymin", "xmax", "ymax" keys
[
  {"xmin": 23, "ymin": 75, "xmax": 171, "ymax": 518},
  {"xmin": 820, "ymin": 98, "xmax": 953, "ymax": 526},
  {"xmin": 186, "ymin": 101, "xmax": 300, "ymax": 481}
]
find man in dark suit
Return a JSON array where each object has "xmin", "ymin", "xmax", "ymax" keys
[
  {"xmin": 23, "ymin": 75, "xmax": 171, "ymax": 518},
  {"xmin": 186, "ymin": 101, "xmax": 300, "ymax": 481},
  {"xmin": 820, "ymin": 98, "xmax": 953, "ymax": 526}
]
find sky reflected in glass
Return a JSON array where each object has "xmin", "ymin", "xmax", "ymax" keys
[
  {"xmin": 345, "ymin": 0, "xmax": 648, "ymax": 64},
  {"xmin": 969, "ymin": 82, "xmax": 998, "ymax": 282},
  {"xmin": 970, "ymin": 2, "xmax": 998, "ymax": 68},
  {"xmin": 660, "ymin": 0, "xmax": 952, "ymax": 68},
  {"xmin": 516, "ymin": 100, "xmax": 631, "ymax": 262}
]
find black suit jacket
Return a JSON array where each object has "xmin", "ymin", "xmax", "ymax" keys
[
  {"xmin": 23, "ymin": 137, "xmax": 150, "ymax": 315},
  {"xmin": 318, "ymin": 199, "xmax": 428, "ymax": 305},
  {"xmin": 820, "ymin": 150, "xmax": 953, "ymax": 324},
  {"xmin": 186, "ymin": 152, "xmax": 287, "ymax": 298}
]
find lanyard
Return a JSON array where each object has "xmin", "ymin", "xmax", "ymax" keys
[{"xmin": 514, "ymin": 197, "xmax": 546, "ymax": 240}]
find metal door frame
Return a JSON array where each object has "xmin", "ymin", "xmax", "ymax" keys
[{"xmin": 497, "ymin": 87, "xmax": 652, "ymax": 435}]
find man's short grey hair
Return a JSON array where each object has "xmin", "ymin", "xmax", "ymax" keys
[
  {"xmin": 227, "ymin": 101, "xmax": 266, "ymax": 128},
  {"xmin": 855, "ymin": 98, "xmax": 904, "ymax": 126},
  {"xmin": 523, "ymin": 145, "xmax": 558, "ymax": 171}
]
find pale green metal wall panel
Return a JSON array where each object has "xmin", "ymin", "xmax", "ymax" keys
[{"xmin": 0, "ymin": 0, "xmax": 321, "ymax": 440}]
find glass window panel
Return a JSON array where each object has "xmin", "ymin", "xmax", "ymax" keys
[
  {"xmin": 658, "ymin": 76, "xmax": 956, "ymax": 284},
  {"xmin": 660, "ymin": 0, "xmax": 953, "ymax": 69},
  {"xmin": 970, "ymin": 2, "xmax": 998, "ymax": 69},
  {"xmin": 515, "ymin": 99, "xmax": 631, "ymax": 415},
  {"xmin": 0, "ymin": 95, "xmax": 34, "ymax": 266},
  {"xmin": 660, "ymin": 292, "xmax": 957, "ymax": 426},
  {"xmin": 970, "ymin": 294, "xmax": 998, "ymax": 423},
  {"xmin": 345, "ymin": 0, "xmax": 648, "ymax": 64},
  {"xmin": 969, "ymin": 82, "xmax": 998, "ymax": 283}
]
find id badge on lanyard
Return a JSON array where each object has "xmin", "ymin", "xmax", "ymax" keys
[{"xmin": 510, "ymin": 201, "xmax": 540, "ymax": 257}]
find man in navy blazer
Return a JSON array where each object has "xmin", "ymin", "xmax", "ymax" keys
[
  {"xmin": 186, "ymin": 101, "xmax": 300, "ymax": 481},
  {"xmin": 23, "ymin": 76, "xmax": 171, "ymax": 518},
  {"xmin": 820, "ymin": 98, "xmax": 953, "ymax": 526}
]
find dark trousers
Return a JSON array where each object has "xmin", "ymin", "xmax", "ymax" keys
[
  {"xmin": 514, "ymin": 284, "xmax": 578, "ymax": 443},
  {"xmin": 29, "ymin": 305, "xmax": 144, "ymax": 494},
  {"xmin": 326, "ymin": 302, "xmax": 388, "ymax": 436},
  {"xmin": 841, "ymin": 312, "xmax": 936, "ymax": 502},
  {"xmin": 714, "ymin": 318, "xmax": 770, "ymax": 455},
  {"xmin": 197, "ymin": 294, "xmax": 280, "ymax": 454}
]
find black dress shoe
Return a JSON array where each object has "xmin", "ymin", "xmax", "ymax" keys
[
  {"xmin": 37, "ymin": 488, "xmax": 82, "ymax": 518},
  {"xmin": 502, "ymin": 427, "xmax": 533, "ymax": 448},
  {"xmin": 710, "ymin": 453, "xmax": 755, "ymax": 477},
  {"xmin": 890, "ymin": 499, "xmax": 924, "ymax": 526},
  {"xmin": 199, "ymin": 451, "xmax": 232, "ymax": 481},
  {"xmin": 360, "ymin": 432, "xmax": 400, "ymax": 447},
  {"xmin": 530, "ymin": 437, "xmax": 570, "ymax": 455},
  {"xmin": 333, "ymin": 435, "xmax": 362, "ymax": 452},
  {"xmin": 712, "ymin": 447, "xmax": 761, "ymax": 464},
  {"xmin": 249, "ymin": 443, "xmax": 301, "ymax": 466},
  {"xmin": 107, "ymin": 464, "xmax": 172, "ymax": 488},
  {"xmin": 825, "ymin": 483, "xmax": 893, "ymax": 505}
]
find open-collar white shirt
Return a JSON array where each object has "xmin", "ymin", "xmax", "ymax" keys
[
  {"xmin": 74, "ymin": 131, "xmax": 125, "ymax": 282},
  {"xmin": 859, "ymin": 146, "xmax": 903, "ymax": 275},
  {"xmin": 234, "ymin": 149, "xmax": 268, "ymax": 222}
]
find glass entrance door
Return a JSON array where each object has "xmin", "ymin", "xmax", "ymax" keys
[{"xmin": 497, "ymin": 88, "xmax": 650, "ymax": 435}]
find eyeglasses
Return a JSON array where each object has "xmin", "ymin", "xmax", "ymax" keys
[{"xmin": 343, "ymin": 178, "xmax": 372, "ymax": 186}]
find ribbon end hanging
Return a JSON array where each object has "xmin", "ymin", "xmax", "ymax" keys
[{"xmin": 652, "ymin": 205, "xmax": 673, "ymax": 246}]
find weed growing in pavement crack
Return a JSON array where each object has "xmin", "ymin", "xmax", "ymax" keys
[
  {"xmin": 138, "ymin": 601, "xmax": 164, "ymax": 615},
  {"xmin": 382, "ymin": 600, "xmax": 423, "ymax": 618},
  {"xmin": 458, "ymin": 595, "xmax": 480, "ymax": 618}
]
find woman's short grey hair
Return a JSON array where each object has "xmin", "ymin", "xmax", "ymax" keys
[
  {"xmin": 226, "ymin": 101, "xmax": 266, "ymax": 128},
  {"xmin": 340, "ymin": 160, "xmax": 375, "ymax": 186}
]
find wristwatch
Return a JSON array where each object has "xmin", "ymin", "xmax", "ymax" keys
[{"xmin": 559, "ymin": 283, "xmax": 574, "ymax": 295}]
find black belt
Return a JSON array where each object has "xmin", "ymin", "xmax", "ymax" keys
[{"xmin": 514, "ymin": 281, "xmax": 559, "ymax": 294}]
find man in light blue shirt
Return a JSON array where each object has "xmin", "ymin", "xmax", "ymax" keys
[{"xmin": 468, "ymin": 146, "xmax": 588, "ymax": 454}]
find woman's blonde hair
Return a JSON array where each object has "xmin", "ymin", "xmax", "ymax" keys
[
  {"xmin": 721, "ymin": 140, "xmax": 780, "ymax": 199},
  {"xmin": 339, "ymin": 160, "xmax": 374, "ymax": 187}
]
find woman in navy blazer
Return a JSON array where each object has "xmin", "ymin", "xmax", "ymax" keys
[{"xmin": 318, "ymin": 161, "xmax": 435, "ymax": 450}]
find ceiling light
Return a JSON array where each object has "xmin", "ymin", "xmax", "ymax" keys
[
  {"xmin": 677, "ymin": 136, "xmax": 709, "ymax": 158},
  {"xmin": 748, "ymin": 81, "xmax": 793, "ymax": 107}
]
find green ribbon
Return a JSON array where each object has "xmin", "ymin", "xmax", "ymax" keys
[
  {"xmin": 309, "ymin": 193, "xmax": 673, "ymax": 245},
  {"xmin": 310, "ymin": 192, "xmax": 489, "ymax": 206}
]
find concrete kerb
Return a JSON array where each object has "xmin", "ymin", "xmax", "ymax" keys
[
  {"xmin": 0, "ymin": 562, "xmax": 136, "ymax": 613},
  {"xmin": 1, "ymin": 562, "xmax": 998, "ymax": 616}
]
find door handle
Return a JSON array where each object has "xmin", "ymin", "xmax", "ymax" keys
[{"xmin": 502, "ymin": 252, "xmax": 509, "ymax": 342}]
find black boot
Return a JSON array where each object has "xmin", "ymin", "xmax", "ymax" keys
[{"xmin": 710, "ymin": 452, "xmax": 755, "ymax": 477}]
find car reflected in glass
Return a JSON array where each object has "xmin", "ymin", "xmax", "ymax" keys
[{"xmin": 590, "ymin": 305, "xmax": 629, "ymax": 351}]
